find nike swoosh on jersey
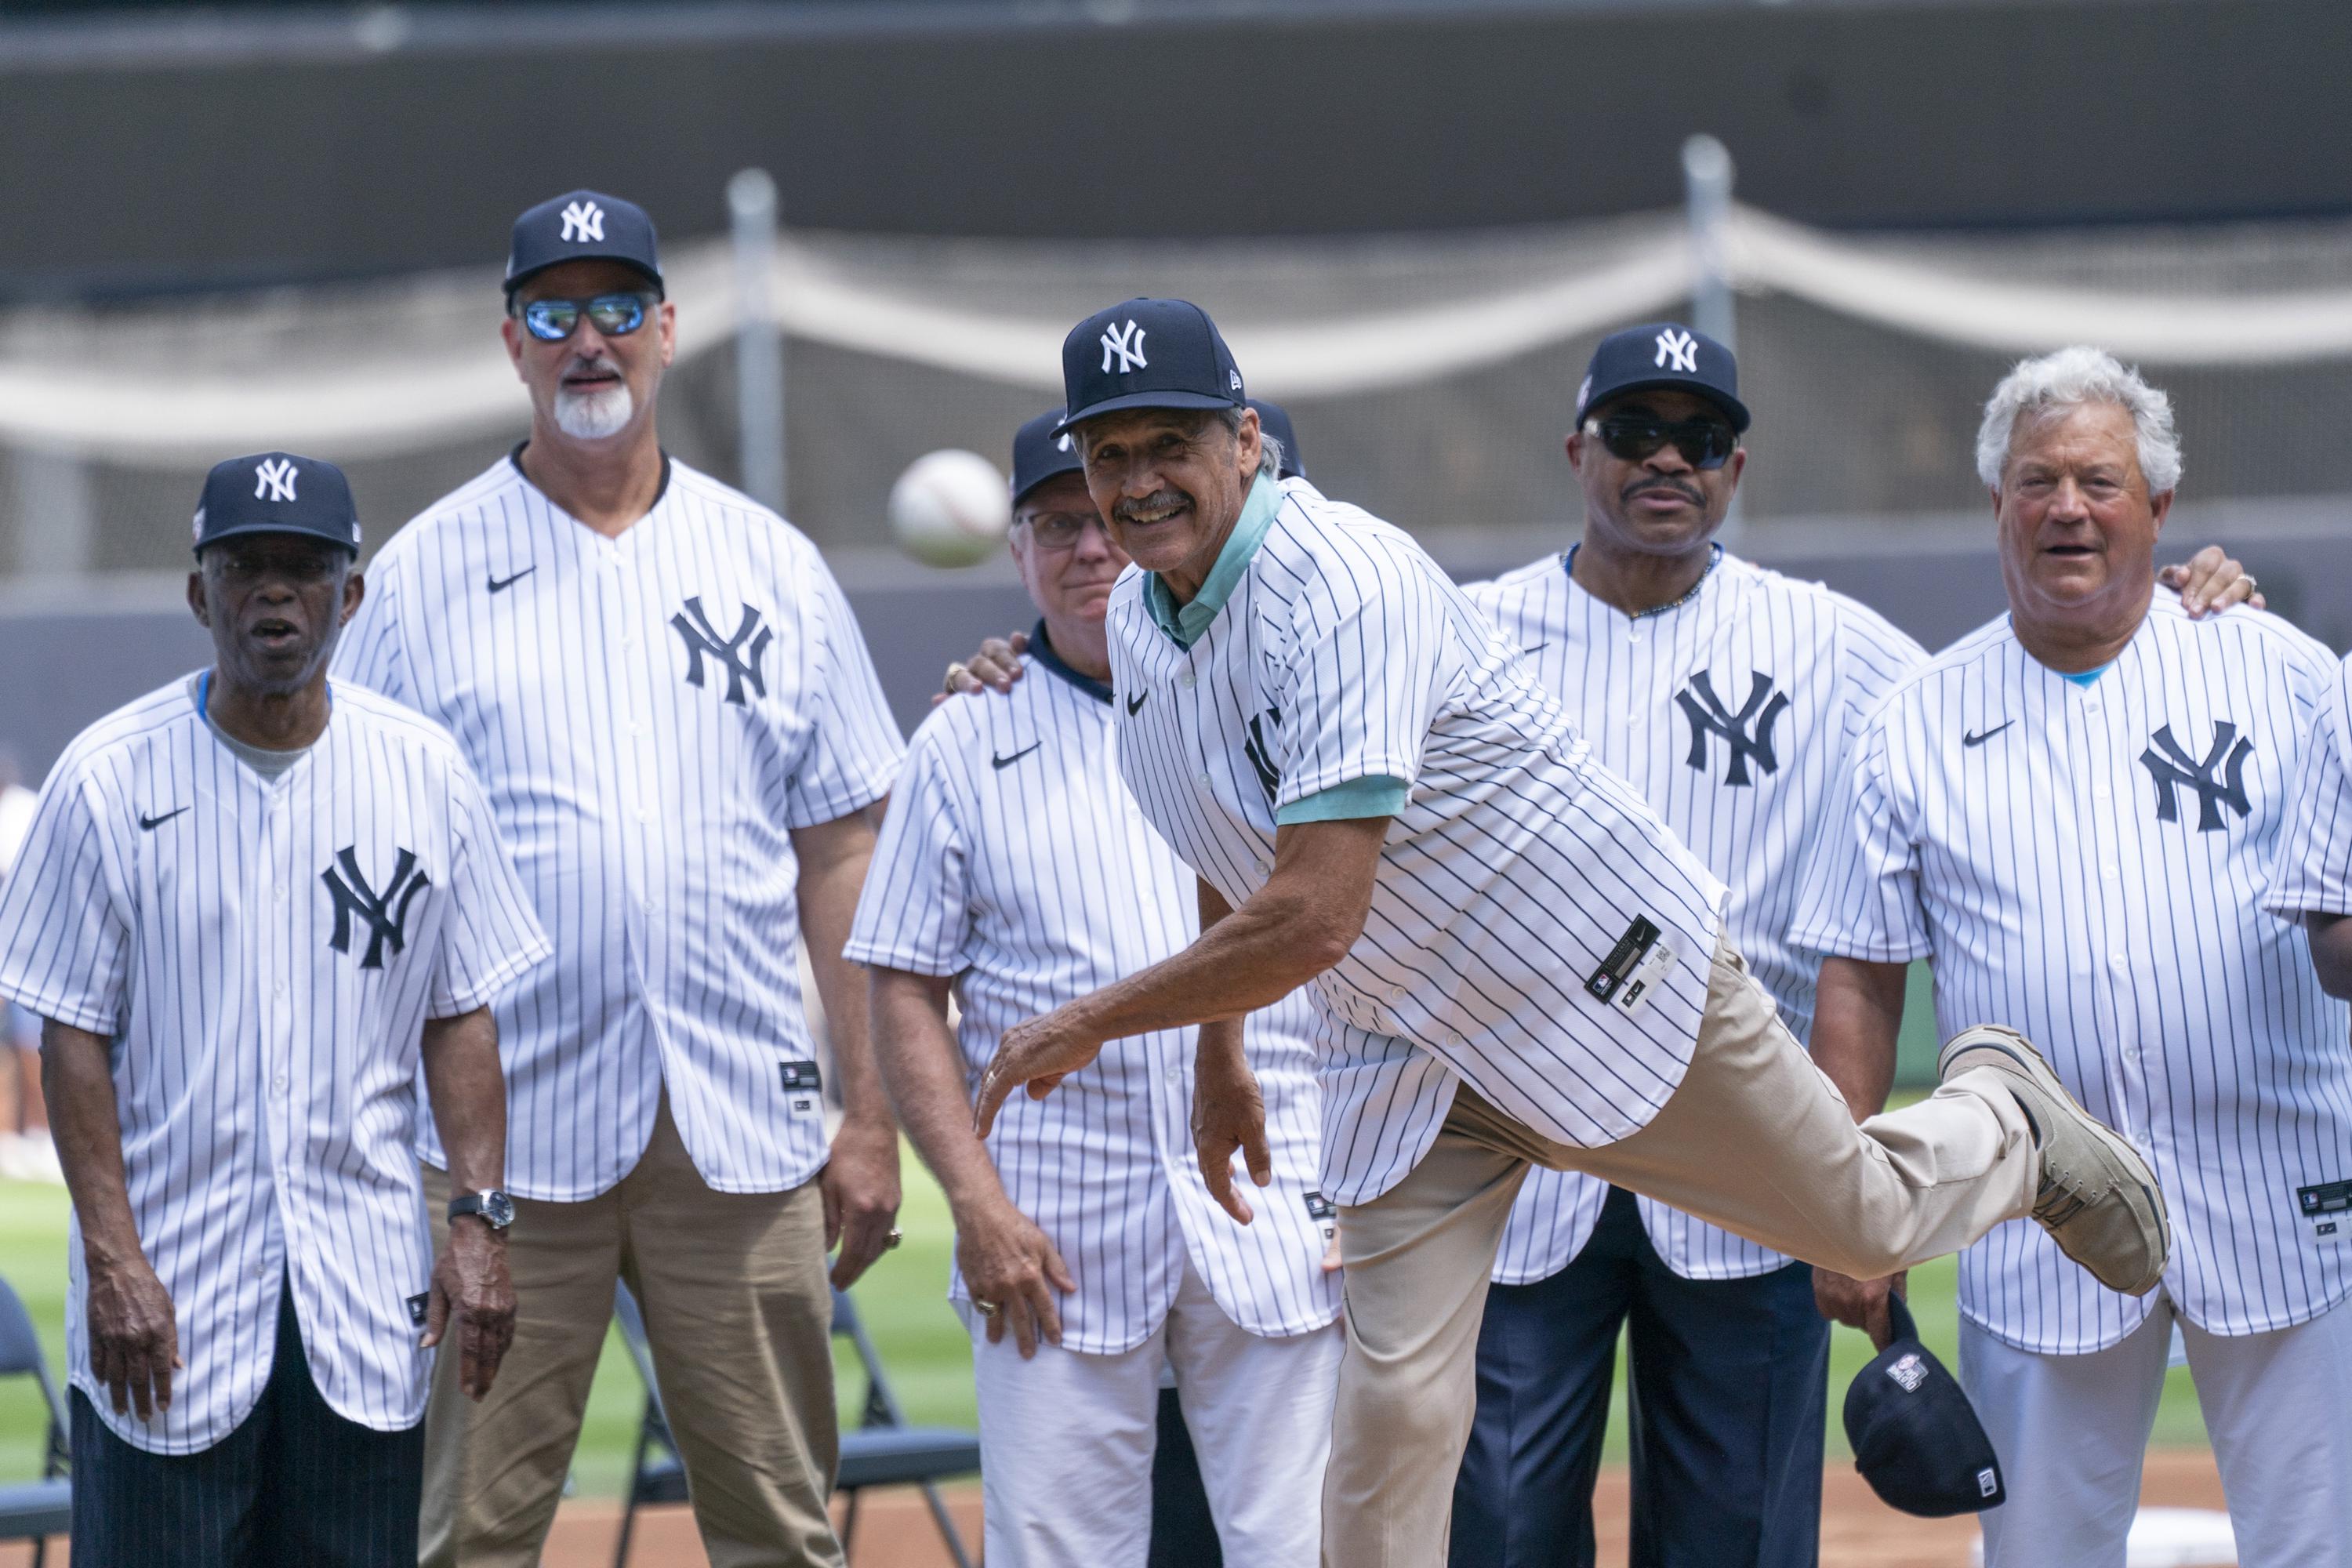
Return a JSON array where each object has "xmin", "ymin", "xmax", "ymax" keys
[
  {"xmin": 991, "ymin": 742, "xmax": 1042, "ymax": 771},
  {"xmin": 138, "ymin": 806, "xmax": 188, "ymax": 831},
  {"xmin": 486, "ymin": 568, "xmax": 536, "ymax": 594},
  {"xmin": 1126, "ymin": 691, "xmax": 1147, "ymax": 716},
  {"xmin": 1963, "ymin": 721, "xmax": 2016, "ymax": 748}
]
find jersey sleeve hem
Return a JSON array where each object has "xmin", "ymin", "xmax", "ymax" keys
[
  {"xmin": 1276, "ymin": 755, "xmax": 1421, "ymax": 814},
  {"xmin": 1275, "ymin": 775, "xmax": 1410, "ymax": 825},
  {"xmin": 839, "ymin": 938, "xmax": 961, "ymax": 979},
  {"xmin": 3, "ymin": 985, "xmax": 118, "ymax": 1037},
  {"xmin": 779, "ymin": 761, "xmax": 898, "ymax": 832},
  {"xmin": 427, "ymin": 935, "xmax": 553, "ymax": 1021},
  {"xmin": 1785, "ymin": 927, "xmax": 1932, "ymax": 966}
]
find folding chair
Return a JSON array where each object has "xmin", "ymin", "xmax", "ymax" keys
[
  {"xmin": 612, "ymin": 1283, "xmax": 980, "ymax": 1568},
  {"xmin": 0, "ymin": 1273, "xmax": 70, "ymax": 1567}
]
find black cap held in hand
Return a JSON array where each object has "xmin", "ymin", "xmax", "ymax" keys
[
  {"xmin": 191, "ymin": 452, "xmax": 361, "ymax": 557},
  {"xmin": 1247, "ymin": 398, "xmax": 1305, "ymax": 479},
  {"xmin": 504, "ymin": 189, "xmax": 663, "ymax": 298},
  {"xmin": 1055, "ymin": 298, "xmax": 1244, "ymax": 437},
  {"xmin": 1576, "ymin": 322, "xmax": 1750, "ymax": 432},
  {"xmin": 1842, "ymin": 1294, "xmax": 2006, "ymax": 1518}
]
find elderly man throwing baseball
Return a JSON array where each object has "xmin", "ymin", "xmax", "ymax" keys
[{"xmin": 973, "ymin": 298, "xmax": 2173, "ymax": 1568}]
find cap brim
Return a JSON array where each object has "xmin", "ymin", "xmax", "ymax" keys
[
  {"xmin": 1051, "ymin": 390, "xmax": 1240, "ymax": 439},
  {"xmin": 504, "ymin": 256, "xmax": 666, "ymax": 298},
  {"xmin": 194, "ymin": 521, "xmax": 360, "ymax": 556},
  {"xmin": 1581, "ymin": 377, "xmax": 1751, "ymax": 434}
]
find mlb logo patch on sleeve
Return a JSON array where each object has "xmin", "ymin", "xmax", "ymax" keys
[{"xmin": 780, "ymin": 1060, "xmax": 823, "ymax": 1118}]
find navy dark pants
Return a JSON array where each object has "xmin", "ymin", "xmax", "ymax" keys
[
  {"xmin": 1451, "ymin": 1186, "xmax": 1831, "ymax": 1568},
  {"xmin": 1149, "ymin": 1385, "xmax": 1223, "ymax": 1566},
  {"xmin": 69, "ymin": 1283, "xmax": 424, "ymax": 1568}
]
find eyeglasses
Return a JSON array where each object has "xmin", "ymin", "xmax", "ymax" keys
[
  {"xmin": 1018, "ymin": 511, "xmax": 1111, "ymax": 551},
  {"xmin": 515, "ymin": 292, "xmax": 655, "ymax": 343},
  {"xmin": 1586, "ymin": 414, "xmax": 1738, "ymax": 471}
]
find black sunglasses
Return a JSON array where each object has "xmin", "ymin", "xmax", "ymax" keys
[
  {"xmin": 1586, "ymin": 414, "xmax": 1738, "ymax": 471},
  {"xmin": 515, "ymin": 292, "xmax": 655, "ymax": 343}
]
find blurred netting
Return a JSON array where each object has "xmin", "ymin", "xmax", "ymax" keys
[{"xmin": 5, "ymin": 209, "xmax": 2352, "ymax": 574}]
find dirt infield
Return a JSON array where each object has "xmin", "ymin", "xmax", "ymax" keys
[{"xmin": 0, "ymin": 1449, "xmax": 2229, "ymax": 1566}]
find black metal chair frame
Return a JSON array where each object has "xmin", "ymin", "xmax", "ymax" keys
[
  {"xmin": 612, "ymin": 1282, "xmax": 978, "ymax": 1568},
  {"xmin": 0, "ymin": 1272, "xmax": 70, "ymax": 1568}
]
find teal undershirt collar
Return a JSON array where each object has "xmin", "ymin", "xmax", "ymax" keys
[
  {"xmin": 2060, "ymin": 664, "xmax": 2110, "ymax": 688},
  {"xmin": 1145, "ymin": 471, "xmax": 1281, "ymax": 650}
]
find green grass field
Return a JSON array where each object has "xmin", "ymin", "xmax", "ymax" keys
[{"xmin": 0, "ymin": 969, "xmax": 2205, "ymax": 1498}]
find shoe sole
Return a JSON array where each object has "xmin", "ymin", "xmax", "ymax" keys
[{"xmin": 1938, "ymin": 1028, "xmax": 2171, "ymax": 1296}]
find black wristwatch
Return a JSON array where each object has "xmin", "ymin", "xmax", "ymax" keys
[{"xmin": 448, "ymin": 1189, "xmax": 517, "ymax": 1232}]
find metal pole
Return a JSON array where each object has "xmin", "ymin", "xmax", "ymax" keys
[
  {"xmin": 1681, "ymin": 134, "xmax": 1740, "ymax": 541},
  {"xmin": 728, "ymin": 168, "xmax": 786, "ymax": 514}
]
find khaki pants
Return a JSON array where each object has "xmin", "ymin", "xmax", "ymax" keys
[
  {"xmin": 421, "ymin": 1095, "xmax": 843, "ymax": 1568},
  {"xmin": 1322, "ymin": 935, "xmax": 2040, "ymax": 1568}
]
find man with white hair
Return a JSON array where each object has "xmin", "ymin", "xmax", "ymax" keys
[
  {"xmin": 1794, "ymin": 346, "xmax": 2352, "ymax": 1567},
  {"xmin": 335, "ymin": 190, "xmax": 906, "ymax": 1567}
]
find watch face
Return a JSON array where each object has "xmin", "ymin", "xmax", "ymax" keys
[{"xmin": 484, "ymin": 1191, "xmax": 517, "ymax": 1229}]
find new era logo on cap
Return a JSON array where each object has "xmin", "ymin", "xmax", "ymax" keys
[{"xmin": 1055, "ymin": 297, "xmax": 1245, "ymax": 437}]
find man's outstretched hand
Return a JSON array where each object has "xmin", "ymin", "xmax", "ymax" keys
[{"xmin": 973, "ymin": 1006, "xmax": 1105, "ymax": 1138}]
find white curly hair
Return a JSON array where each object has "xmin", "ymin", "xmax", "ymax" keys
[{"xmin": 1974, "ymin": 346, "xmax": 2183, "ymax": 495}]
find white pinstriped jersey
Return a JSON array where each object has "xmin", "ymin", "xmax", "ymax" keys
[
  {"xmin": 1472, "ymin": 551, "xmax": 1927, "ymax": 1283},
  {"xmin": 1108, "ymin": 479, "xmax": 1728, "ymax": 1207},
  {"xmin": 844, "ymin": 636, "xmax": 1339, "ymax": 1353},
  {"xmin": 0, "ymin": 679, "xmax": 549, "ymax": 1454},
  {"xmin": 335, "ymin": 454, "xmax": 904, "ymax": 1200},
  {"xmin": 2266, "ymin": 651, "xmax": 2352, "ymax": 924},
  {"xmin": 1791, "ymin": 593, "xmax": 2352, "ymax": 1352}
]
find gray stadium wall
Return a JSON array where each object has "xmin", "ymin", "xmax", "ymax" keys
[
  {"xmin": 0, "ymin": 0, "xmax": 2339, "ymax": 296},
  {"xmin": 4, "ymin": 503, "xmax": 2345, "ymax": 784}
]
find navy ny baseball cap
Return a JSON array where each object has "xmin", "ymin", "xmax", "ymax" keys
[
  {"xmin": 1054, "ymin": 298, "xmax": 1244, "ymax": 437},
  {"xmin": 1842, "ymin": 1294, "xmax": 2005, "ymax": 1518},
  {"xmin": 192, "ymin": 452, "xmax": 362, "ymax": 557},
  {"xmin": 1011, "ymin": 409, "xmax": 1087, "ymax": 507},
  {"xmin": 1247, "ymin": 398, "xmax": 1305, "ymax": 480},
  {"xmin": 1576, "ymin": 323, "xmax": 1750, "ymax": 434},
  {"xmin": 504, "ymin": 189, "xmax": 663, "ymax": 299}
]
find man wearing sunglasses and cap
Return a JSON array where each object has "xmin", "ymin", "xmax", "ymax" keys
[
  {"xmin": 852, "ymin": 411, "xmax": 1341, "ymax": 1564},
  {"xmin": 0, "ymin": 454, "xmax": 549, "ymax": 1567},
  {"xmin": 1450, "ymin": 328, "xmax": 2259, "ymax": 1567},
  {"xmin": 968, "ymin": 296, "xmax": 2184, "ymax": 1567},
  {"xmin": 335, "ymin": 191, "xmax": 906, "ymax": 1566}
]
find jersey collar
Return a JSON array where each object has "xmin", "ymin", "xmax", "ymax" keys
[
  {"xmin": 1563, "ymin": 542, "xmax": 1723, "ymax": 621},
  {"xmin": 1029, "ymin": 620, "xmax": 1114, "ymax": 706},
  {"xmin": 1145, "ymin": 471, "xmax": 1280, "ymax": 650}
]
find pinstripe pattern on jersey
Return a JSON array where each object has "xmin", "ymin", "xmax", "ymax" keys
[
  {"xmin": 1791, "ymin": 593, "xmax": 2352, "ymax": 1353},
  {"xmin": 1106, "ymin": 479, "xmax": 1728, "ymax": 1207},
  {"xmin": 844, "ymin": 644, "xmax": 1338, "ymax": 1353},
  {"xmin": 1472, "ymin": 551, "xmax": 1928, "ymax": 1283},
  {"xmin": 2265, "ymin": 650, "xmax": 2352, "ymax": 922},
  {"xmin": 334, "ymin": 456, "xmax": 905, "ymax": 1200},
  {"xmin": 0, "ymin": 678, "xmax": 550, "ymax": 1454}
]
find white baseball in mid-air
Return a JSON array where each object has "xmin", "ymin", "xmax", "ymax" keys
[{"xmin": 889, "ymin": 448, "xmax": 1011, "ymax": 568}]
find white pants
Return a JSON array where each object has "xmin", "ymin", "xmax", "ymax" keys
[
  {"xmin": 1961, "ymin": 1296, "xmax": 2352, "ymax": 1568},
  {"xmin": 967, "ymin": 1258, "xmax": 1341, "ymax": 1568}
]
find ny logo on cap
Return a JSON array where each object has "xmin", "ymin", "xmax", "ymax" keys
[
  {"xmin": 561, "ymin": 199, "xmax": 605, "ymax": 244},
  {"xmin": 253, "ymin": 459, "xmax": 299, "ymax": 503},
  {"xmin": 1654, "ymin": 328, "xmax": 1700, "ymax": 374},
  {"xmin": 1100, "ymin": 320, "xmax": 1149, "ymax": 374}
]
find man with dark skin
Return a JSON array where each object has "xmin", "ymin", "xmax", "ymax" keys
[{"xmin": 0, "ymin": 453, "xmax": 546, "ymax": 1567}]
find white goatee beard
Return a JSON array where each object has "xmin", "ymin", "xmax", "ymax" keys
[{"xmin": 554, "ymin": 382, "xmax": 635, "ymax": 441}]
